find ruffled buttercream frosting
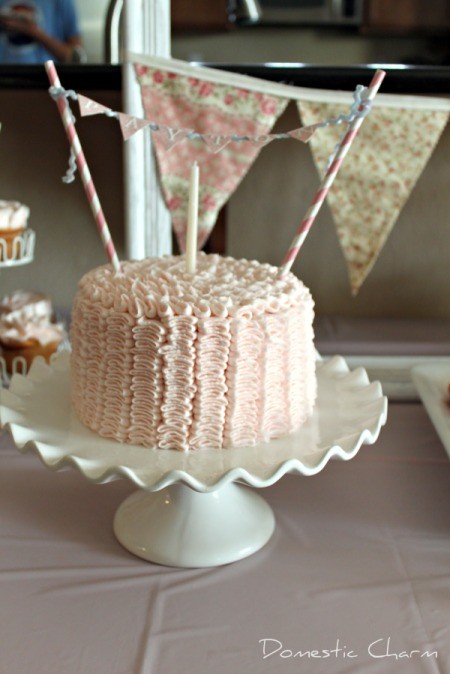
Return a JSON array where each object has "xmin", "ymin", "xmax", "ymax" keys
[
  {"xmin": 71, "ymin": 253, "xmax": 317, "ymax": 451},
  {"xmin": 77, "ymin": 252, "xmax": 304, "ymax": 319}
]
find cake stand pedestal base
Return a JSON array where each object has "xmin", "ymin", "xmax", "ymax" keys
[{"xmin": 113, "ymin": 482, "xmax": 275, "ymax": 568}]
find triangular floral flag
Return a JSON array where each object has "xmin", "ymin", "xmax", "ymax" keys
[
  {"xmin": 202, "ymin": 134, "xmax": 232, "ymax": 153},
  {"xmin": 78, "ymin": 94, "xmax": 112, "ymax": 117},
  {"xmin": 118, "ymin": 113, "xmax": 151, "ymax": 140},
  {"xmin": 248, "ymin": 135, "xmax": 275, "ymax": 148},
  {"xmin": 288, "ymin": 126, "xmax": 316, "ymax": 142},
  {"xmin": 298, "ymin": 100, "xmax": 449, "ymax": 293},
  {"xmin": 134, "ymin": 63, "xmax": 289, "ymax": 250},
  {"xmin": 157, "ymin": 126, "xmax": 192, "ymax": 150}
]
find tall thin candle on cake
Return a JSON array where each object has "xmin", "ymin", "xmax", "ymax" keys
[
  {"xmin": 185, "ymin": 161, "xmax": 199, "ymax": 274},
  {"xmin": 278, "ymin": 69, "xmax": 386, "ymax": 278},
  {"xmin": 44, "ymin": 60, "xmax": 122, "ymax": 274}
]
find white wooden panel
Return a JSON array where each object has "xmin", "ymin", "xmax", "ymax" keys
[{"xmin": 122, "ymin": 0, "xmax": 172, "ymax": 260}]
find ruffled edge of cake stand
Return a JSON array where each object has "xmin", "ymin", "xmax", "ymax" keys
[{"xmin": 0, "ymin": 352, "xmax": 388, "ymax": 493}]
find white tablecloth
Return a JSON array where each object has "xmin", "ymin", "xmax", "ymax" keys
[{"xmin": 0, "ymin": 401, "xmax": 449, "ymax": 674}]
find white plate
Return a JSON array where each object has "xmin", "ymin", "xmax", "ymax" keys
[
  {"xmin": 0, "ymin": 352, "xmax": 387, "ymax": 493},
  {"xmin": 412, "ymin": 361, "xmax": 450, "ymax": 460}
]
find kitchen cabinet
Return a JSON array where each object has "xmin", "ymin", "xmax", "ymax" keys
[
  {"xmin": 363, "ymin": 0, "xmax": 450, "ymax": 34},
  {"xmin": 171, "ymin": 0, "xmax": 229, "ymax": 31}
]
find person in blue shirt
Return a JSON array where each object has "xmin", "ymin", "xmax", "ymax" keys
[{"xmin": 0, "ymin": 0, "xmax": 84, "ymax": 63}]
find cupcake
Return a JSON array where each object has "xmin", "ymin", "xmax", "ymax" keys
[
  {"xmin": 0, "ymin": 200, "xmax": 30, "ymax": 260},
  {"xmin": 0, "ymin": 291, "xmax": 66, "ymax": 374}
]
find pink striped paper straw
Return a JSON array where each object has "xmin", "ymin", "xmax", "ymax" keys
[
  {"xmin": 278, "ymin": 69, "xmax": 386, "ymax": 278},
  {"xmin": 45, "ymin": 60, "xmax": 122, "ymax": 273}
]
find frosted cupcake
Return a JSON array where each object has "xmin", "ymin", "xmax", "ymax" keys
[
  {"xmin": 0, "ymin": 200, "xmax": 30, "ymax": 260},
  {"xmin": 0, "ymin": 291, "xmax": 66, "ymax": 374}
]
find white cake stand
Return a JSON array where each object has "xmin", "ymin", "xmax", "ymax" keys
[{"xmin": 0, "ymin": 352, "xmax": 387, "ymax": 568}]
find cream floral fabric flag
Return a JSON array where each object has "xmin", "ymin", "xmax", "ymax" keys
[
  {"xmin": 298, "ymin": 101, "xmax": 449, "ymax": 293},
  {"xmin": 134, "ymin": 63, "xmax": 289, "ymax": 250}
]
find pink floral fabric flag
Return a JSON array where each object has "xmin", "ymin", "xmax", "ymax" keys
[
  {"xmin": 78, "ymin": 94, "xmax": 112, "ymax": 117},
  {"xmin": 134, "ymin": 63, "xmax": 289, "ymax": 250},
  {"xmin": 118, "ymin": 113, "xmax": 151, "ymax": 140},
  {"xmin": 297, "ymin": 100, "xmax": 449, "ymax": 293}
]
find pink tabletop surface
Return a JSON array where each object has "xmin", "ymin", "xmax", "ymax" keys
[{"xmin": 0, "ymin": 403, "xmax": 449, "ymax": 674}]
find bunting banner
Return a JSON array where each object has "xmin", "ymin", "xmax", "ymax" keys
[
  {"xmin": 133, "ymin": 64, "xmax": 291, "ymax": 251},
  {"xmin": 78, "ymin": 89, "xmax": 320, "ymax": 145},
  {"xmin": 62, "ymin": 65, "xmax": 375, "ymax": 255},
  {"xmin": 52, "ymin": 53, "xmax": 450, "ymax": 291},
  {"xmin": 298, "ymin": 100, "xmax": 449, "ymax": 293}
]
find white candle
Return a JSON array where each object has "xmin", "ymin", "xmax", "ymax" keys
[{"xmin": 185, "ymin": 161, "xmax": 199, "ymax": 274}]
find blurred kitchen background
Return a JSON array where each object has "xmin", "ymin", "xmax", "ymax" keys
[{"xmin": 80, "ymin": 0, "xmax": 450, "ymax": 65}]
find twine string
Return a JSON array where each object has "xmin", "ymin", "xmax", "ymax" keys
[
  {"xmin": 49, "ymin": 85, "xmax": 118, "ymax": 183},
  {"xmin": 48, "ymin": 83, "xmax": 373, "ymax": 183}
]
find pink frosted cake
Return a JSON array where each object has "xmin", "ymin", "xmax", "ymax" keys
[{"xmin": 70, "ymin": 253, "xmax": 316, "ymax": 451}]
